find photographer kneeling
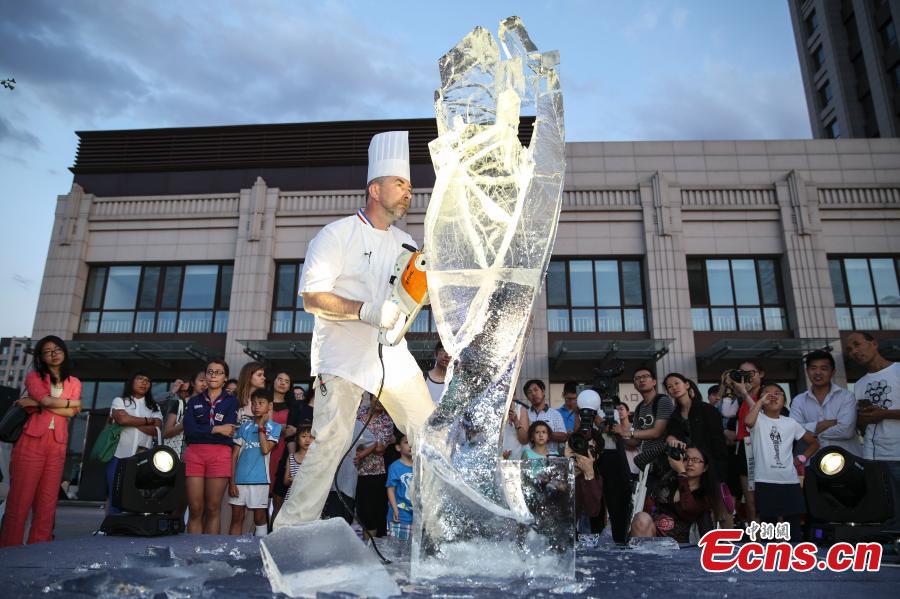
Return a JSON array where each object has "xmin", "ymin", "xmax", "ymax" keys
[
  {"xmin": 564, "ymin": 441, "xmax": 603, "ymax": 532},
  {"xmin": 568, "ymin": 389, "xmax": 628, "ymax": 538},
  {"xmin": 629, "ymin": 445, "xmax": 718, "ymax": 544}
]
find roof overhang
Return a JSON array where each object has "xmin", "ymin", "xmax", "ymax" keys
[
  {"xmin": 697, "ymin": 338, "xmax": 836, "ymax": 367},
  {"xmin": 239, "ymin": 336, "xmax": 439, "ymax": 369},
  {"xmin": 549, "ymin": 338, "xmax": 674, "ymax": 369},
  {"xmin": 67, "ymin": 340, "xmax": 216, "ymax": 368}
]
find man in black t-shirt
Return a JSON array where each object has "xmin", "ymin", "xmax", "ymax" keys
[{"xmin": 613, "ymin": 367, "xmax": 674, "ymax": 465}]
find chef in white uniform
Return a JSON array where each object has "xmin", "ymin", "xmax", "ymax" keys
[{"xmin": 274, "ymin": 131, "xmax": 435, "ymax": 528}]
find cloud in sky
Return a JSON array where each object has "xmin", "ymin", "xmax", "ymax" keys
[
  {"xmin": 12, "ymin": 274, "xmax": 34, "ymax": 290},
  {"xmin": 0, "ymin": 114, "xmax": 41, "ymax": 150},
  {"xmin": 0, "ymin": 0, "xmax": 436, "ymax": 130}
]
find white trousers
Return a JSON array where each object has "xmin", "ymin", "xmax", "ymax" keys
[{"xmin": 274, "ymin": 372, "xmax": 434, "ymax": 529}]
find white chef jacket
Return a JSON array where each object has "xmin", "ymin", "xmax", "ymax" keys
[{"xmin": 299, "ymin": 212, "xmax": 421, "ymax": 394}]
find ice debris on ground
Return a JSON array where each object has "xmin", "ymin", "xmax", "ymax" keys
[
  {"xmin": 260, "ymin": 518, "xmax": 400, "ymax": 598},
  {"xmin": 626, "ymin": 536, "xmax": 680, "ymax": 556}
]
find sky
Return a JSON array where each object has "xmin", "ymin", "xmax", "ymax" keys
[{"xmin": 0, "ymin": 0, "xmax": 811, "ymax": 338}]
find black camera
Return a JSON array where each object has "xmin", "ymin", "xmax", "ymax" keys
[
  {"xmin": 728, "ymin": 369, "xmax": 752, "ymax": 384},
  {"xmin": 665, "ymin": 444, "xmax": 686, "ymax": 461},
  {"xmin": 568, "ymin": 407, "xmax": 601, "ymax": 456}
]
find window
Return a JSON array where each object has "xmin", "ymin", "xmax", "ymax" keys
[
  {"xmin": 805, "ymin": 9, "xmax": 818, "ymax": 37},
  {"xmin": 812, "ymin": 45, "xmax": 826, "ymax": 71},
  {"xmin": 271, "ymin": 262, "xmax": 315, "ymax": 334},
  {"xmin": 891, "ymin": 63, "xmax": 900, "ymax": 91},
  {"xmin": 545, "ymin": 259, "xmax": 646, "ymax": 333},
  {"xmin": 688, "ymin": 258, "xmax": 787, "ymax": 332},
  {"xmin": 880, "ymin": 19, "xmax": 897, "ymax": 49},
  {"xmin": 818, "ymin": 80, "xmax": 833, "ymax": 110},
  {"xmin": 826, "ymin": 119, "xmax": 841, "ymax": 139},
  {"xmin": 79, "ymin": 263, "xmax": 233, "ymax": 334},
  {"xmin": 828, "ymin": 257, "xmax": 900, "ymax": 330}
]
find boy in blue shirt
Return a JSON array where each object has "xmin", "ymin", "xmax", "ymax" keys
[
  {"xmin": 386, "ymin": 430, "xmax": 414, "ymax": 540},
  {"xmin": 229, "ymin": 388, "xmax": 281, "ymax": 536}
]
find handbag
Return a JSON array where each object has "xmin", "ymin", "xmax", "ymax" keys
[
  {"xmin": 90, "ymin": 422, "xmax": 123, "ymax": 463},
  {"xmin": 0, "ymin": 404, "xmax": 29, "ymax": 443}
]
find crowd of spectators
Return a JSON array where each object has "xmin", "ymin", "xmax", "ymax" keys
[{"xmin": 0, "ymin": 331, "xmax": 897, "ymax": 549}]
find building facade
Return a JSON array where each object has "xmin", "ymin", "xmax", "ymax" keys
[
  {"xmin": 790, "ymin": 0, "xmax": 900, "ymax": 139},
  {"xmin": 32, "ymin": 119, "xmax": 900, "ymax": 498},
  {"xmin": 0, "ymin": 337, "xmax": 32, "ymax": 390}
]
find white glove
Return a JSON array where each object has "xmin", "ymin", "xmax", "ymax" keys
[{"xmin": 359, "ymin": 301, "xmax": 402, "ymax": 329}]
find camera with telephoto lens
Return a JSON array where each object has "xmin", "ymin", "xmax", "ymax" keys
[
  {"xmin": 568, "ymin": 389, "xmax": 602, "ymax": 457},
  {"xmin": 568, "ymin": 362, "xmax": 627, "ymax": 456},
  {"xmin": 665, "ymin": 444, "xmax": 686, "ymax": 461}
]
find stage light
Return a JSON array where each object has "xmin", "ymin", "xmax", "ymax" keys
[
  {"xmin": 100, "ymin": 443, "xmax": 185, "ymax": 537},
  {"xmin": 813, "ymin": 448, "xmax": 866, "ymax": 506},
  {"xmin": 805, "ymin": 445, "xmax": 895, "ymax": 544},
  {"xmin": 152, "ymin": 448, "xmax": 175, "ymax": 474},
  {"xmin": 820, "ymin": 451, "xmax": 844, "ymax": 476}
]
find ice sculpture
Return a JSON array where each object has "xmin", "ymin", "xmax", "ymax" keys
[{"xmin": 412, "ymin": 16, "xmax": 569, "ymax": 580}]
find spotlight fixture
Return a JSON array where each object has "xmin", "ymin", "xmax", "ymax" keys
[
  {"xmin": 100, "ymin": 443, "xmax": 185, "ymax": 537},
  {"xmin": 805, "ymin": 445, "xmax": 895, "ymax": 544},
  {"xmin": 819, "ymin": 451, "xmax": 845, "ymax": 476}
]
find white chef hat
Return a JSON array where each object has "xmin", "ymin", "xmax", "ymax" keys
[{"xmin": 367, "ymin": 131, "xmax": 410, "ymax": 184}]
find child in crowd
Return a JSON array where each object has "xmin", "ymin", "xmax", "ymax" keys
[
  {"xmin": 183, "ymin": 359, "xmax": 237, "ymax": 535},
  {"xmin": 228, "ymin": 388, "xmax": 281, "ymax": 536},
  {"xmin": 386, "ymin": 431, "xmax": 414, "ymax": 541},
  {"xmin": 744, "ymin": 382, "xmax": 819, "ymax": 538},
  {"xmin": 522, "ymin": 421, "xmax": 557, "ymax": 459},
  {"xmin": 283, "ymin": 424, "xmax": 314, "ymax": 502},
  {"xmin": 235, "ymin": 362, "xmax": 266, "ymax": 423}
]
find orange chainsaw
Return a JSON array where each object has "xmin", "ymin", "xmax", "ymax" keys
[{"xmin": 378, "ymin": 244, "xmax": 430, "ymax": 347}]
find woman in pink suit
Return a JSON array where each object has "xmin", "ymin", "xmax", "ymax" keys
[{"xmin": 0, "ymin": 335, "xmax": 80, "ymax": 546}]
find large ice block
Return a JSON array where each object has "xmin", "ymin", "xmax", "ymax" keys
[
  {"xmin": 412, "ymin": 14, "xmax": 567, "ymax": 581},
  {"xmin": 260, "ymin": 518, "xmax": 401, "ymax": 598}
]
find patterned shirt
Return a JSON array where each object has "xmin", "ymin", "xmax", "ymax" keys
[{"xmin": 355, "ymin": 406, "xmax": 395, "ymax": 476}]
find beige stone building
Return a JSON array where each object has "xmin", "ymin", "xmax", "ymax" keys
[
  {"xmin": 32, "ymin": 119, "xmax": 900, "ymax": 498},
  {"xmin": 0, "ymin": 337, "xmax": 31, "ymax": 390}
]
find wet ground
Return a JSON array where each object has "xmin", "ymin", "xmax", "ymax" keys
[{"xmin": 0, "ymin": 526, "xmax": 898, "ymax": 598}]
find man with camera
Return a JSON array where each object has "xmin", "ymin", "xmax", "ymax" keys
[
  {"xmin": 612, "ymin": 368, "xmax": 674, "ymax": 461},
  {"xmin": 563, "ymin": 389, "xmax": 606, "ymax": 534},
  {"xmin": 722, "ymin": 360, "xmax": 765, "ymax": 523}
]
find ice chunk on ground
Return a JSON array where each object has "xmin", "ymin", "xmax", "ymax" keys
[
  {"xmin": 626, "ymin": 536, "xmax": 680, "ymax": 555},
  {"xmin": 260, "ymin": 518, "xmax": 400, "ymax": 598},
  {"xmin": 122, "ymin": 545, "xmax": 179, "ymax": 568},
  {"xmin": 50, "ymin": 561, "xmax": 235, "ymax": 598}
]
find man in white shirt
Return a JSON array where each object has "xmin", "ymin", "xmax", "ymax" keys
[
  {"xmin": 790, "ymin": 350, "xmax": 861, "ymax": 456},
  {"xmin": 425, "ymin": 341, "xmax": 450, "ymax": 406},
  {"xmin": 846, "ymin": 331, "xmax": 900, "ymax": 532},
  {"xmin": 522, "ymin": 379, "xmax": 567, "ymax": 454},
  {"xmin": 275, "ymin": 131, "xmax": 435, "ymax": 529}
]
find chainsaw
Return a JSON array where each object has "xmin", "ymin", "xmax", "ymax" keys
[{"xmin": 378, "ymin": 244, "xmax": 430, "ymax": 347}]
